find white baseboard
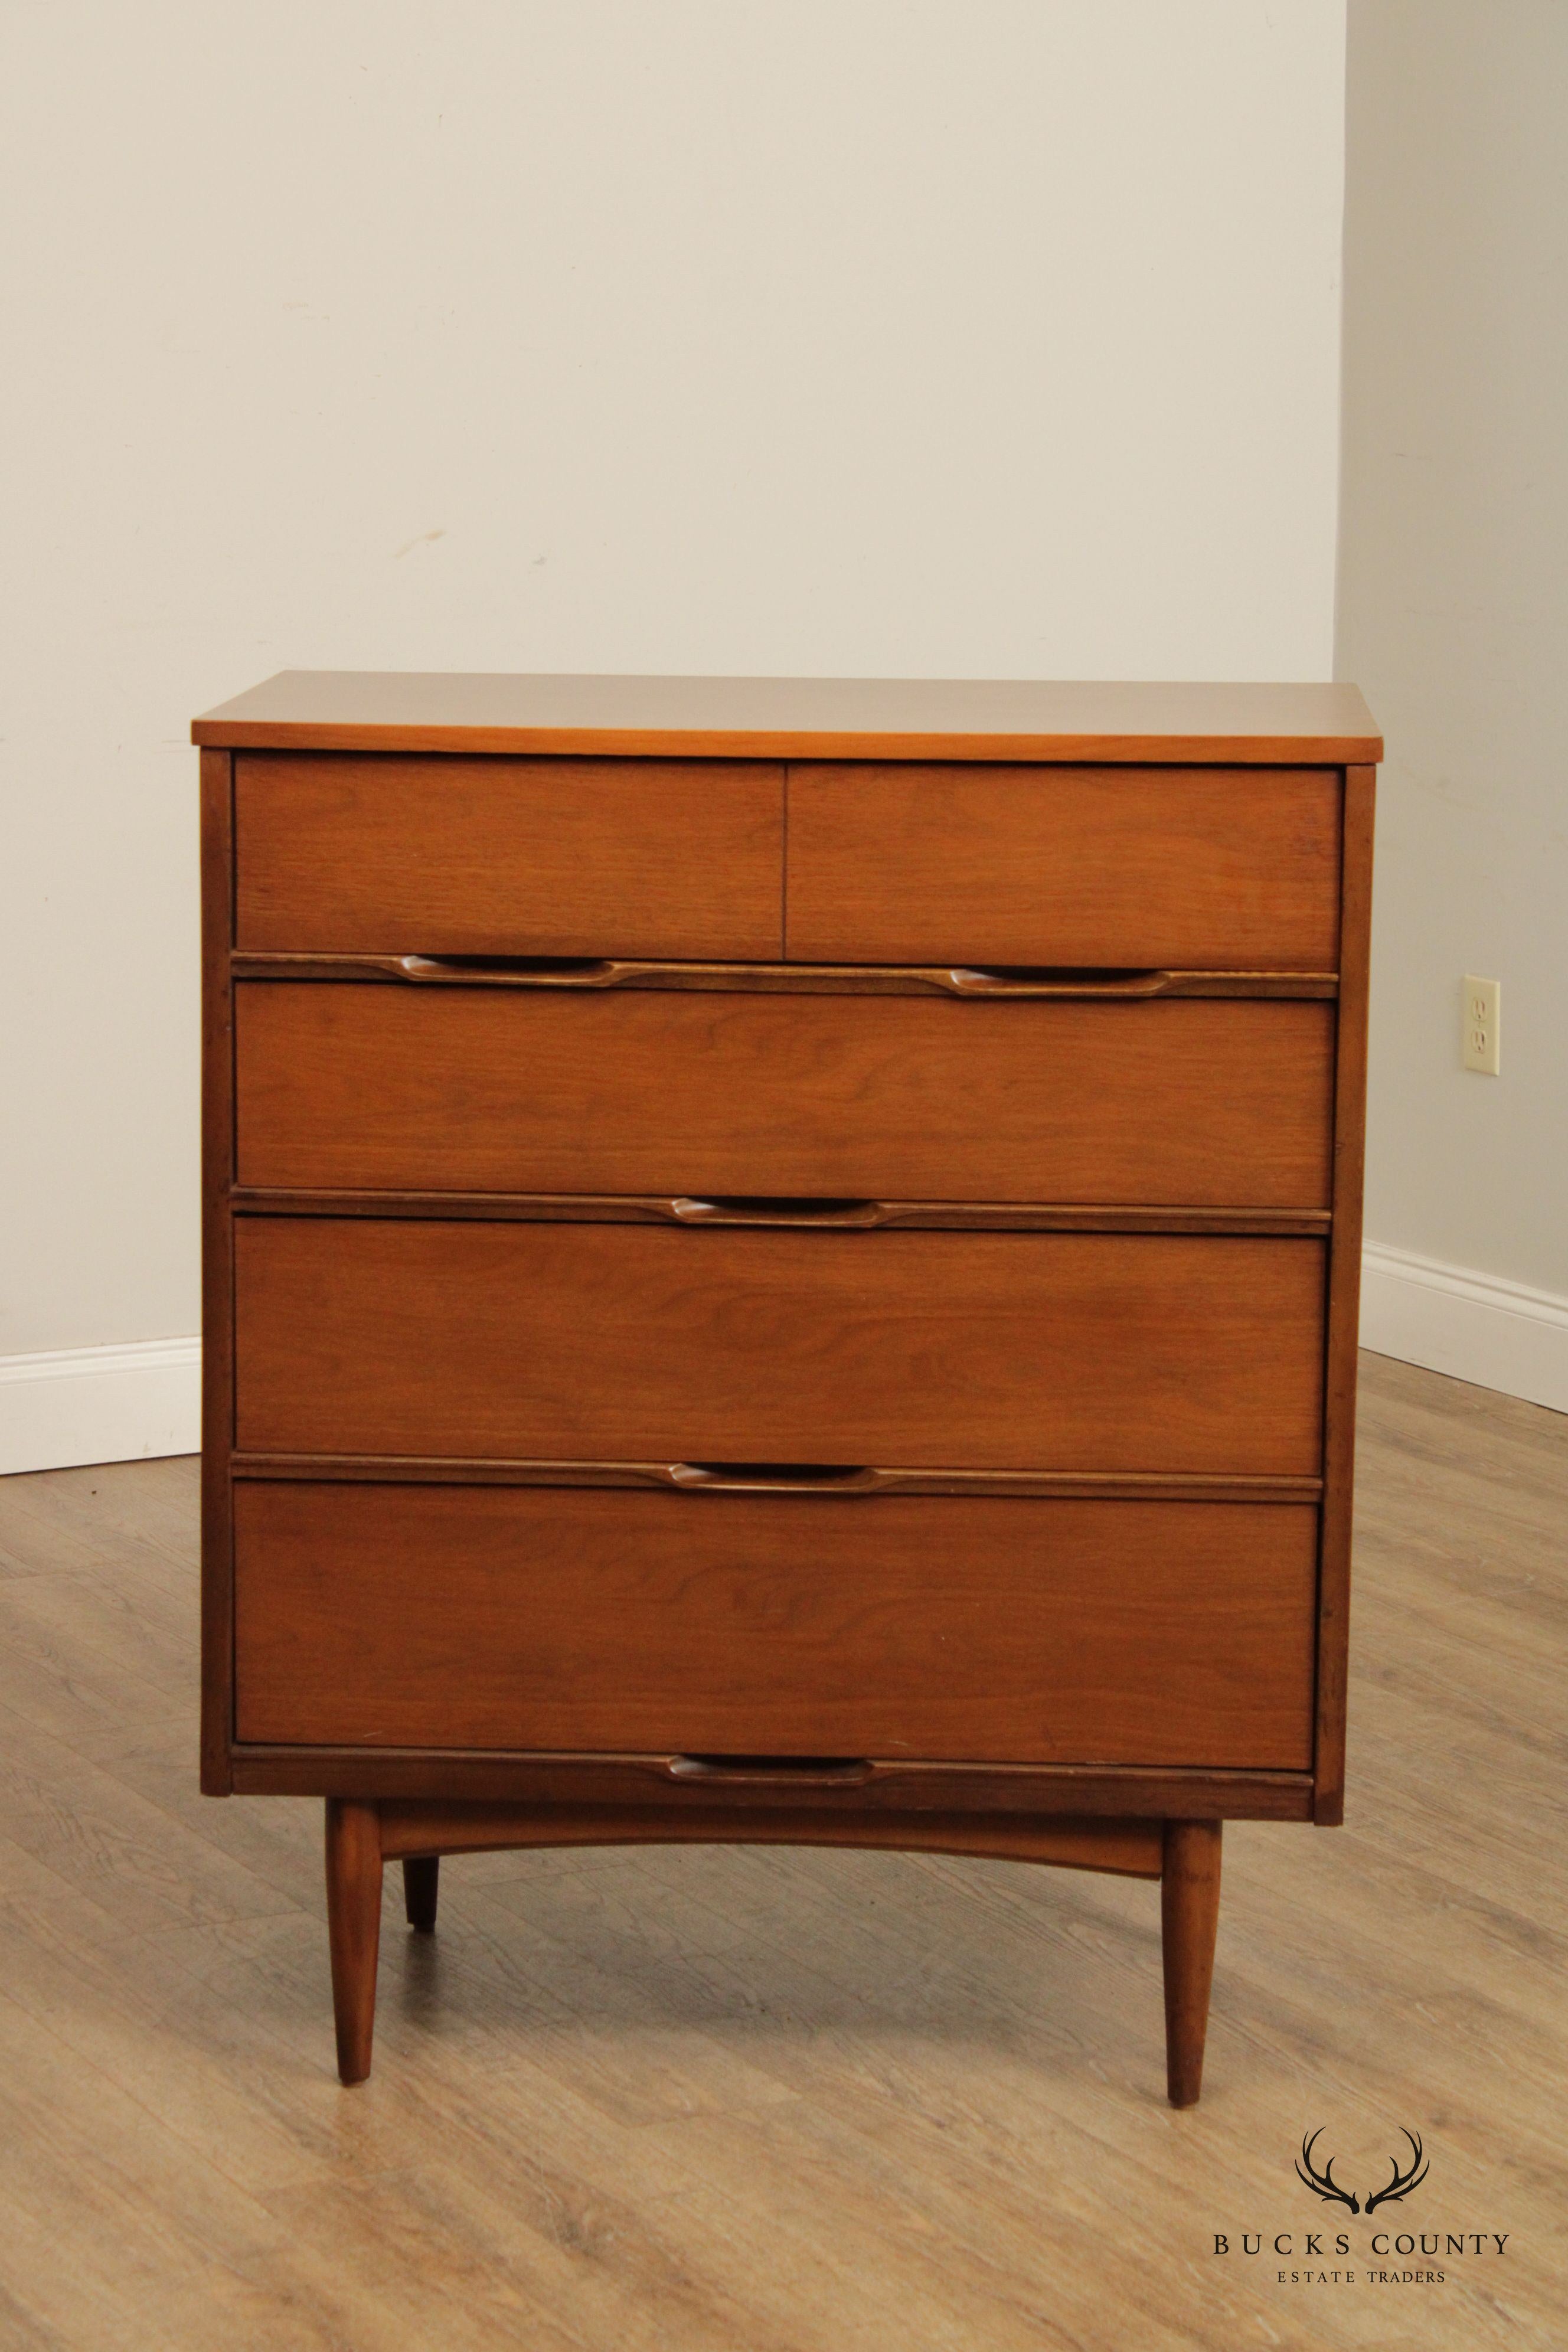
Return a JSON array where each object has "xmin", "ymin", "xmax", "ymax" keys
[
  {"xmin": 0, "ymin": 1337, "xmax": 201, "ymax": 1476},
  {"xmin": 1359, "ymin": 1242, "xmax": 1568, "ymax": 1415}
]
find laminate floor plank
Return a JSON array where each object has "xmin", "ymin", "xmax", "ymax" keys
[
  {"xmin": 0, "ymin": 1457, "xmax": 198, "ymax": 1583},
  {"xmin": 0, "ymin": 1354, "xmax": 1563, "ymax": 2349},
  {"xmin": 0, "ymin": 1987, "xmax": 341, "ymax": 2352},
  {"xmin": 0, "ymin": 1700, "xmax": 300, "ymax": 1935}
]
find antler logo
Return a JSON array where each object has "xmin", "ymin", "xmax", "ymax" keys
[
  {"xmin": 1364, "ymin": 2130, "xmax": 1429, "ymax": 2213},
  {"xmin": 1296, "ymin": 2128, "xmax": 1429, "ymax": 2214},
  {"xmin": 1296, "ymin": 2129, "xmax": 1361, "ymax": 2212}
]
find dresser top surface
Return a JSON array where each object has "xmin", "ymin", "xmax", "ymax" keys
[{"xmin": 193, "ymin": 672, "xmax": 1381, "ymax": 765}]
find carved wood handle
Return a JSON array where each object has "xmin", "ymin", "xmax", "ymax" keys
[
  {"xmin": 669, "ymin": 1197, "xmax": 883, "ymax": 1227},
  {"xmin": 401, "ymin": 958, "xmax": 1180, "ymax": 996},
  {"xmin": 665, "ymin": 1755, "xmax": 874, "ymax": 1785},
  {"xmin": 667, "ymin": 1462, "xmax": 881, "ymax": 1492},
  {"xmin": 943, "ymin": 966, "xmax": 1177, "ymax": 997},
  {"xmin": 396, "ymin": 955, "xmax": 620, "ymax": 986},
  {"xmin": 231, "ymin": 953, "xmax": 1334, "ymax": 998}
]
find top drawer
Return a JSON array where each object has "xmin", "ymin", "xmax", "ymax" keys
[
  {"xmin": 785, "ymin": 765, "xmax": 1342, "ymax": 969},
  {"xmin": 234, "ymin": 754, "xmax": 785, "ymax": 958}
]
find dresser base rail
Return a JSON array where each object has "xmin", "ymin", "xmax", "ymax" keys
[
  {"xmin": 374, "ymin": 1798, "xmax": 1165, "ymax": 1873},
  {"xmin": 322, "ymin": 1797, "xmax": 1221, "ymax": 2104},
  {"xmin": 232, "ymin": 1746, "xmax": 1312, "ymax": 1818}
]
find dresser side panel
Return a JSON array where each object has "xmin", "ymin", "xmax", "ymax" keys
[
  {"xmin": 1314, "ymin": 763, "xmax": 1376, "ymax": 1824},
  {"xmin": 200, "ymin": 749, "xmax": 236, "ymax": 1793}
]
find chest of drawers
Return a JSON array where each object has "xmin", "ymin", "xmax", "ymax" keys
[{"xmin": 194, "ymin": 673, "xmax": 1379, "ymax": 2101}]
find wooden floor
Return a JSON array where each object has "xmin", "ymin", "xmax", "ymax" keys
[{"xmin": 0, "ymin": 1353, "xmax": 1563, "ymax": 2350}]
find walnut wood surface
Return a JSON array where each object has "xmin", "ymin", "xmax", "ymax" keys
[
  {"xmin": 233, "ymin": 1194, "xmax": 1331, "ymax": 1236},
  {"xmin": 198, "ymin": 750, "xmax": 235, "ymax": 1796},
  {"xmin": 375, "ymin": 1802, "xmax": 1165, "ymax": 1878},
  {"xmin": 228, "ymin": 1748, "xmax": 1315, "ymax": 1818},
  {"xmin": 231, "ymin": 950, "xmax": 1340, "ymax": 999},
  {"xmin": 233, "ymin": 1485, "xmax": 1315, "ymax": 1766},
  {"xmin": 1161, "ymin": 1819, "xmax": 1223, "ymax": 2107},
  {"xmin": 192, "ymin": 679, "xmax": 1378, "ymax": 2104},
  {"xmin": 324, "ymin": 1798, "xmax": 382, "ymax": 2085},
  {"xmin": 192, "ymin": 671, "xmax": 1383, "ymax": 763},
  {"xmin": 1314, "ymin": 764, "xmax": 1377, "ymax": 1824},
  {"xmin": 785, "ymin": 765, "xmax": 1341, "ymax": 968},
  {"xmin": 233, "ymin": 1220, "xmax": 1327, "ymax": 1475},
  {"xmin": 234, "ymin": 984, "xmax": 1335, "ymax": 1208},
  {"xmin": 234, "ymin": 754, "xmax": 785, "ymax": 958},
  {"xmin": 233, "ymin": 1455, "xmax": 1321, "ymax": 1500}
]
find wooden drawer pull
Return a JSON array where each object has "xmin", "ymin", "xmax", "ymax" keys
[
  {"xmin": 232, "ymin": 951, "xmax": 1338, "ymax": 998},
  {"xmin": 668, "ymin": 1461, "xmax": 878, "ymax": 1492},
  {"xmin": 401, "ymin": 957, "xmax": 1177, "ymax": 996},
  {"xmin": 665, "ymin": 1755, "xmax": 874, "ymax": 1786},
  {"xmin": 670, "ymin": 1195, "xmax": 881, "ymax": 1227},
  {"xmin": 397, "ymin": 955, "xmax": 620, "ymax": 986},
  {"xmin": 946, "ymin": 966, "xmax": 1175, "ymax": 997}
]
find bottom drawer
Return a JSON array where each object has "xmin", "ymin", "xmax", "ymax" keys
[{"xmin": 233, "ymin": 1482, "xmax": 1317, "ymax": 1769}]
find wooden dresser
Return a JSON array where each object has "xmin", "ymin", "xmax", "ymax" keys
[{"xmin": 194, "ymin": 673, "xmax": 1379, "ymax": 2102}]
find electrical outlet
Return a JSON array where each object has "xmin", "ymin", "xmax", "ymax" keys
[{"xmin": 1462, "ymin": 976, "xmax": 1501, "ymax": 1075}]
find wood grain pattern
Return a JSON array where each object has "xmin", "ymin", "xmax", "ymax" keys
[
  {"xmin": 1161, "ymin": 1819, "xmax": 1223, "ymax": 2107},
  {"xmin": 234, "ymin": 754, "xmax": 785, "ymax": 957},
  {"xmin": 229, "ymin": 1195, "xmax": 1333, "ymax": 1237},
  {"xmin": 375, "ymin": 1801, "xmax": 1165, "ymax": 1877},
  {"xmin": 324, "ymin": 1798, "xmax": 381, "ymax": 2085},
  {"xmin": 226, "ymin": 1749, "xmax": 1314, "ymax": 1817},
  {"xmin": 230, "ymin": 949, "xmax": 1341, "ymax": 998},
  {"xmin": 198, "ymin": 749, "xmax": 235, "ymax": 1796},
  {"xmin": 1314, "ymin": 763, "xmax": 1377, "ymax": 1824},
  {"xmin": 785, "ymin": 764, "xmax": 1342, "ymax": 969},
  {"xmin": 233, "ymin": 1219, "xmax": 1328, "ymax": 1475},
  {"xmin": 234, "ymin": 983, "xmax": 1335, "ymax": 1208},
  {"xmin": 233, "ymin": 1455, "xmax": 1322, "ymax": 1500},
  {"xmin": 192, "ymin": 678, "xmax": 1378, "ymax": 2109},
  {"xmin": 233, "ymin": 1484, "xmax": 1318, "ymax": 1767},
  {"xmin": 192, "ymin": 670, "xmax": 1384, "ymax": 763}
]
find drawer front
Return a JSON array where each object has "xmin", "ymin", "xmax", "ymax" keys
[
  {"xmin": 234, "ymin": 753, "xmax": 784, "ymax": 957},
  {"xmin": 234, "ymin": 1221, "xmax": 1325, "ymax": 1474},
  {"xmin": 785, "ymin": 765, "xmax": 1342, "ymax": 969},
  {"xmin": 235, "ymin": 984, "xmax": 1335, "ymax": 1208},
  {"xmin": 233, "ymin": 1482, "xmax": 1318, "ymax": 1768}
]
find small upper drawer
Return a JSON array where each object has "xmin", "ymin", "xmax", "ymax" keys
[
  {"xmin": 785, "ymin": 765, "xmax": 1342, "ymax": 969},
  {"xmin": 234, "ymin": 753, "xmax": 785, "ymax": 958}
]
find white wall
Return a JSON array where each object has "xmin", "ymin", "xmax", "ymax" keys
[
  {"xmin": 0, "ymin": 2, "xmax": 1348, "ymax": 1469},
  {"xmin": 1339, "ymin": 1, "xmax": 1568, "ymax": 1409}
]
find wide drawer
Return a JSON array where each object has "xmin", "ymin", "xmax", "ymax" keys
[
  {"xmin": 232, "ymin": 1481, "xmax": 1318, "ymax": 1767},
  {"xmin": 233, "ymin": 753, "xmax": 784, "ymax": 957},
  {"xmin": 785, "ymin": 765, "xmax": 1342, "ymax": 968},
  {"xmin": 233, "ymin": 1221, "xmax": 1326, "ymax": 1474},
  {"xmin": 234, "ymin": 984, "xmax": 1335, "ymax": 1207}
]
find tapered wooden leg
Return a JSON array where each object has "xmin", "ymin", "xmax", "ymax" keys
[
  {"xmin": 325, "ymin": 1799, "xmax": 383, "ymax": 2085},
  {"xmin": 403, "ymin": 1854, "xmax": 440, "ymax": 1932},
  {"xmin": 1161, "ymin": 1818, "xmax": 1223, "ymax": 2108}
]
